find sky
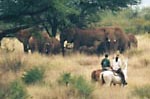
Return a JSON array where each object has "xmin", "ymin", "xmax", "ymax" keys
[{"xmin": 139, "ymin": 0, "xmax": 150, "ymax": 7}]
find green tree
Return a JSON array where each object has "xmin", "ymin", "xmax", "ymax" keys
[
  {"xmin": 139, "ymin": 7, "xmax": 150, "ymax": 33},
  {"xmin": 0, "ymin": 0, "xmax": 141, "ymax": 38}
]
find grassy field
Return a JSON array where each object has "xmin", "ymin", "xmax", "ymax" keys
[{"xmin": 0, "ymin": 34, "xmax": 150, "ymax": 99}]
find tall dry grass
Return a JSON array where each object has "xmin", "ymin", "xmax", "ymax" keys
[{"xmin": 0, "ymin": 34, "xmax": 150, "ymax": 99}]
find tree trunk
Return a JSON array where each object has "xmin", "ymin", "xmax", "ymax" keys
[{"xmin": 51, "ymin": 25, "xmax": 57, "ymax": 37}]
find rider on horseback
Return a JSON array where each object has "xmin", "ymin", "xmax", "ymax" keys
[
  {"xmin": 112, "ymin": 54, "xmax": 128, "ymax": 86},
  {"xmin": 101, "ymin": 54, "xmax": 111, "ymax": 71}
]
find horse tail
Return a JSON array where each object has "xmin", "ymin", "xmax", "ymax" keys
[
  {"xmin": 91, "ymin": 70, "xmax": 97, "ymax": 81},
  {"xmin": 101, "ymin": 74, "xmax": 105, "ymax": 84},
  {"xmin": 91, "ymin": 69, "xmax": 101, "ymax": 82}
]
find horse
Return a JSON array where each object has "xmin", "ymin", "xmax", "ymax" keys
[{"xmin": 100, "ymin": 59, "xmax": 128, "ymax": 86}]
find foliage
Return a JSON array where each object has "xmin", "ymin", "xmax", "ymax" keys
[
  {"xmin": 0, "ymin": 80, "xmax": 28, "ymax": 99},
  {"xmin": 0, "ymin": 0, "xmax": 141, "ymax": 37},
  {"xmin": 71, "ymin": 76, "xmax": 94, "ymax": 97},
  {"xmin": 22, "ymin": 67, "xmax": 45, "ymax": 84},
  {"xmin": 58, "ymin": 72, "xmax": 72, "ymax": 86},
  {"xmin": 8, "ymin": 80, "xmax": 28, "ymax": 99},
  {"xmin": 98, "ymin": 7, "xmax": 150, "ymax": 34},
  {"xmin": 132, "ymin": 85, "xmax": 150, "ymax": 99},
  {"xmin": 58, "ymin": 73, "xmax": 94, "ymax": 98},
  {"xmin": 0, "ymin": 83, "xmax": 9, "ymax": 99},
  {"xmin": 128, "ymin": 7, "xmax": 150, "ymax": 33}
]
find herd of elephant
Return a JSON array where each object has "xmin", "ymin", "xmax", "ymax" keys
[
  {"xmin": 16, "ymin": 28, "xmax": 61, "ymax": 54},
  {"xmin": 15, "ymin": 26, "xmax": 138, "ymax": 55}
]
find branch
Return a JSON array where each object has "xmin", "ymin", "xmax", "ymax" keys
[
  {"xmin": 0, "ymin": 25, "xmax": 30, "ymax": 39},
  {"xmin": 0, "ymin": 6, "xmax": 51, "ymax": 20}
]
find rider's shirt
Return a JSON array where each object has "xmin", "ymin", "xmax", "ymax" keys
[
  {"xmin": 112, "ymin": 58, "xmax": 122, "ymax": 71},
  {"xmin": 101, "ymin": 58, "xmax": 111, "ymax": 70},
  {"xmin": 101, "ymin": 58, "xmax": 110, "ymax": 67}
]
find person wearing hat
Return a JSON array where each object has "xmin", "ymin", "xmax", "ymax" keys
[
  {"xmin": 101, "ymin": 54, "xmax": 111, "ymax": 71},
  {"xmin": 112, "ymin": 54, "xmax": 127, "ymax": 85}
]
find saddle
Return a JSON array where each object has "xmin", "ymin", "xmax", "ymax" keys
[
  {"xmin": 101, "ymin": 69, "xmax": 120, "ymax": 76},
  {"xmin": 112, "ymin": 70, "xmax": 121, "ymax": 77}
]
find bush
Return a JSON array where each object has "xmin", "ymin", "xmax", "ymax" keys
[
  {"xmin": 132, "ymin": 85, "xmax": 150, "ymax": 99},
  {"xmin": 72, "ymin": 76, "xmax": 94, "ymax": 97},
  {"xmin": 58, "ymin": 73, "xmax": 94, "ymax": 98},
  {"xmin": 22, "ymin": 67, "xmax": 45, "ymax": 84},
  {"xmin": 58, "ymin": 72, "xmax": 72, "ymax": 86},
  {"xmin": 0, "ymin": 83, "xmax": 8, "ymax": 99},
  {"xmin": 8, "ymin": 80, "xmax": 28, "ymax": 99}
]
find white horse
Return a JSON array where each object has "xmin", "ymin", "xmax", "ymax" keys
[{"xmin": 100, "ymin": 59, "xmax": 128, "ymax": 87}]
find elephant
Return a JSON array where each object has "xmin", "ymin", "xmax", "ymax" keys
[
  {"xmin": 60, "ymin": 27, "xmax": 106, "ymax": 55},
  {"xmin": 43, "ymin": 37, "xmax": 61, "ymax": 54},
  {"xmin": 60, "ymin": 26, "xmax": 130, "ymax": 55},
  {"xmin": 16, "ymin": 28, "xmax": 32, "ymax": 53},
  {"xmin": 16, "ymin": 26, "xmax": 43, "ymax": 53},
  {"xmin": 99, "ymin": 27, "xmax": 118, "ymax": 53},
  {"xmin": 113, "ymin": 27, "xmax": 130, "ymax": 53},
  {"xmin": 127, "ymin": 33, "xmax": 138, "ymax": 48},
  {"xmin": 28, "ymin": 32, "xmax": 50, "ymax": 53},
  {"xmin": 29, "ymin": 32, "xmax": 61, "ymax": 54},
  {"xmin": 73, "ymin": 28, "xmax": 106, "ymax": 50},
  {"xmin": 60, "ymin": 28, "xmax": 76, "ymax": 55},
  {"xmin": 98, "ymin": 26, "xmax": 130, "ymax": 53}
]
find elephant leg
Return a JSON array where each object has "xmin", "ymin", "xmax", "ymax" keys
[
  {"xmin": 43, "ymin": 42, "xmax": 51, "ymax": 54},
  {"xmin": 31, "ymin": 43, "xmax": 38, "ymax": 53},
  {"xmin": 60, "ymin": 41, "xmax": 65, "ymax": 56},
  {"xmin": 73, "ymin": 41, "xmax": 80, "ymax": 51},
  {"xmin": 38, "ymin": 45, "xmax": 43, "ymax": 53},
  {"xmin": 23, "ymin": 43, "xmax": 29, "ymax": 53},
  {"xmin": 29, "ymin": 45, "xmax": 35, "ymax": 53}
]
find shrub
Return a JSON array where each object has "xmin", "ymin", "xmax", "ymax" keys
[
  {"xmin": 72, "ymin": 76, "xmax": 94, "ymax": 97},
  {"xmin": 132, "ymin": 85, "xmax": 150, "ymax": 99},
  {"xmin": 58, "ymin": 72, "xmax": 72, "ymax": 86},
  {"xmin": 8, "ymin": 80, "xmax": 28, "ymax": 99},
  {"xmin": 22, "ymin": 67, "xmax": 45, "ymax": 84},
  {"xmin": 0, "ymin": 83, "xmax": 8, "ymax": 99},
  {"xmin": 58, "ymin": 73, "xmax": 94, "ymax": 98}
]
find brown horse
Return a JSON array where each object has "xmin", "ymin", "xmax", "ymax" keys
[{"xmin": 91, "ymin": 69, "xmax": 102, "ymax": 81}]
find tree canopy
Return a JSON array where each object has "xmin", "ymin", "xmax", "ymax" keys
[{"xmin": 0, "ymin": 0, "xmax": 141, "ymax": 37}]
